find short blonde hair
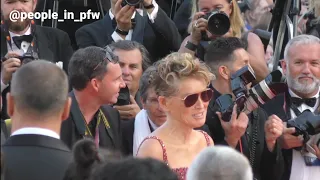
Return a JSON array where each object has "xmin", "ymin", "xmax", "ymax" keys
[
  {"xmin": 154, "ymin": 53, "xmax": 215, "ymax": 97},
  {"xmin": 188, "ymin": 0, "xmax": 245, "ymax": 38}
]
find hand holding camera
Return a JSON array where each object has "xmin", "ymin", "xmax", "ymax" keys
[
  {"xmin": 115, "ymin": 0, "xmax": 135, "ymax": 32},
  {"xmin": 1, "ymin": 51, "xmax": 21, "ymax": 85},
  {"xmin": 265, "ymin": 115, "xmax": 284, "ymax": 151},
  {"xmin": 280, "ymin": 124, "xmax": 303, "ymax": 149},
  {"xmin": 114, "ymin": 95, "xmax": 141, "ymax": 120},
  {"xmin": 190, "ymin": 12, "xmax": 208, "ymax": 44},
  {"xmin": 216, "ymin": 104, "xmax": 249, "ymax": 148}
]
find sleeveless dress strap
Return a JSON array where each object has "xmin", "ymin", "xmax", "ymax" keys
[
  {"xmin": 137, "ymin": 136, "xmax": 169, "ymax": 165},
  {"xmin": 198, "ymin": 130, "xmax": 211, "ymax": 146}
]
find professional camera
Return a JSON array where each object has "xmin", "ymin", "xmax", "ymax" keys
[
  {"xmin": 200, "ymin": 9, "xmax": 230, "ymax": 39},
  {"xmin": 287, "ymin": 110, "xmax": 320, "ymax": 144},
  {"xmin": 1, "ymin": 52, "xmax": 36, "ymax": 65},
  {"xmin": 216, "ymin": 65, "xmax": 287, "ymax": 122},
  {"xmin": 114, "ymin": 85, "xmax": 131, "ymax": 106},
  {"xmin": 121, "ymin": 0, "xmax": 142, "ymax": 8}
]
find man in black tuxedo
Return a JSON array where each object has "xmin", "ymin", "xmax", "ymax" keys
[
  {"xmin": 2, "ymin": 60, "xmax": 72, "ymax": 180},
  {"xmin": 204, "ymin": 37, "xmax": 284, "ymax": 180},
  {"xmin": 60, "ymin": 46, "xmax": 125, "ymax": 151},
  {"xmin": 1, "ymin": 0, "xmax": 73, "ymax": 119},
  {"xmin": 262, "ymin": 34, "xmax": 320, "ymax": 180},
  {"xmin": 75, "ymin": 0, "xmax": 181, "ymax": 62}
]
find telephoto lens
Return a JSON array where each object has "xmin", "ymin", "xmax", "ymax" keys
[
  {"xmin": 202, "ymin": 10, "xmax": 230, "ymax": 36},
  {"xmin": 121, "ymin": 0, "xmax": 143, "ymax": 8}
]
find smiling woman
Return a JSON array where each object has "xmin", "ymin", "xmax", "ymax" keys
[{"xmin": 136, "ymin": 52, "xmax": 215, "ymax": 180}]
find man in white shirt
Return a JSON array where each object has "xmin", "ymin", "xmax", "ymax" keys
[
  {"xmin": 2, "ymin": 60, "xmax": 72, "ymax": 180},
  {"xmin": 75, "ymin": 0, "xmax": 181, "ymax": 62},
  {"xmin": 263, "ymin": 34, "xmax": 320, "ymax": 180}
]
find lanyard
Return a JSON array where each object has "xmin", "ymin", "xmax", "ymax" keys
[
  {"xmin": 83, "ymin": 109, "xmax": 110, "ymax": 147},
  {"xmin": 1, "ymin": 20, "xmax": 38, "ymax": 57}
]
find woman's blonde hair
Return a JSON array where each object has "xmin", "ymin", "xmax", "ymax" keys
[
  {"xmin": 309, "ymin": 0, "xmax": 320, "ymax": 17},
  {"xmin": 153, "ymin": 53, "xmax": 215, "ymax": 97},
  {"xmin": 188, "ymin": 0, "xmax": 245, "ymax": 38}
]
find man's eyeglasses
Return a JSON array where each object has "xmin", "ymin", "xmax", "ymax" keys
[
  {"xmin": 179, "ymin": 88, "xmax": 214, "ymax": 108},
  {"xmin": 93, "ymin": 45, "xmax": 119, "ymax": 71}
]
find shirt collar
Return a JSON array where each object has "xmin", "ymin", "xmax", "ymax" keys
[
  {"xmin": 11, "ymin": 127, "xmax": 60, "ymax": 139},
  {"xmin": 148, "ymin": 117, "xmax": 159, "ymax": 131},
  {"xmin": 109, "ymin": 9, "xmax": 136, "ymax": 20},
  {"xmin": 288, "ymin": 88, "xmax": 320, "ymax": 99},
  {"xmin": 9, "ymin": 25, "xmax": 31, "ymax": 37}
]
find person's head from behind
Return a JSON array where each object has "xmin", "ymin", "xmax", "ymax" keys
[
  {"xmin": 204, "ymin": 37, "xmax": 250, "ymax": 94},
  {"xmin": 110, "ymin": 40, "xmax": 151, "ymax": 97},
  {"xmin": 69, "ymin": 46, "xmax": 126, "ymax": 105},
  {"xmin": 154, "ymin": 53, "xmax": 214, "ymax": 129},
  {"xmin": 189, "ymin": 0, "xmax": 244, "ymax": 38},
  {"xmin": 281, "ymin": 34, "xmax": 320, "ymax": 98},
  {"xmin": 1, "ymin": 0, "xmax": 37, "ymax": 32},
  {"xmin": 93, "ymin": 157, "xmax": 178, "ymax": 180},
  {"xmin": 139, "ymin": 66, "xmax": 166, "ymax": 127},
  {"xmin": 63, "ymin": 139, "xmax": 121, "ymax": 180},
  {"xmin": 7, "ymin": 60, "xmax": 71, "ymax": 132},
  {"xmin": 187, "ymin": 145, "xmax": 253, "ymax": 180}
]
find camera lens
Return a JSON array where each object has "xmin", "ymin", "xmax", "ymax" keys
[
  {"xmin": 124, "ymin": 0, "xmax": 142, "ymax": 6},
  {"xmin": 207, "ymin": 12, "xmax": 230, "ymax": 36}
]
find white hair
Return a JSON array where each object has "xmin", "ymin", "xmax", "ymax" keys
[
  {"xmin": 186, "ymin": 146, "xmax": 253, "ymax": 180},
  {"xmin": 284, "ymin": 35, "xmax": 320, "ymax": 62}
]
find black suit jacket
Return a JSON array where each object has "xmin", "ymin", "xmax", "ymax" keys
[
  {"xmin": 1, "ymin": 25, "xmax": 73, "ymax": 119},
  {"xmin": 75, "ymin": 8, "xmax": 181, "ymax": 62},
  {"xmin": 262, "ymin": 91, "xmax": 320, "ymax": 180},
  {"xmin": 2, "ymin": 134, "xmax": 72, "ymax": 180},
  {"xmin": 121, "ymin": 117, "xmax": 212, "ymax": 156},
  {"xmin": 60, "ymin": 91, "xmax": 122, "ymax": 151},
  {"xmin": 205, "ymin": 87, "xmax": 284, "ymax": 180}
]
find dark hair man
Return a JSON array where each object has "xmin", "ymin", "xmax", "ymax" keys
[
  {"xmin": 110, "ymin": 40, "xmax": 151, "ymax": 120},
  {"xmin": 75, "ymin": 0, "xmax": 181, "ymax": 62},
  {"xmin": 61, "ymin": 46, "xmax": 125, "ymax": 151},
  {"xmin": 263, "ymin": 34, "xmax": 320, "ymax": 180},
  {"xmin": 1, "ymin": 0, "xmax": 73, "ymax": 119},
  {"xmin": 204, "ymin": 37, "xmax": 284, "ymax": 180},
  {"xmin": 2, "ymin": 60, "xmax": 72, "ymax": 180}
]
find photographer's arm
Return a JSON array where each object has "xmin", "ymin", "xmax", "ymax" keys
[{"xmin": 247, "ymin": 32, "xmax": 270, "ymax": 82}]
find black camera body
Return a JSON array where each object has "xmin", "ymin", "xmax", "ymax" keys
[
  {"xmin": 121, "ymin": 0, "xmax": 142, "ymax": 8},
  {"xmin": 287, "ymin": 111, "xmax": 320, "ymax": 143},
  {"xmin": 114, "ymin": 85, "xmax": 131, "ymax": 106},
  {"xmin": 18, "ymin": 52, "xmax": 36, "ymax": 65},
  {"xmin": 216, "ymin": 66, "xmax": 287, "ymax": 122},
  {"xmin": 200, "ymin": 10, "xmax": 230, "ymax": 40}
]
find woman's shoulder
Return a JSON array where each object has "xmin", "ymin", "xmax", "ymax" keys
[
  {"xmin": 195, "ymin": 130, "xmax": 214, "ymax": 146},
  {"xmin": 136, "ymin": 136, "xmax": 167, "ymax": 162}
]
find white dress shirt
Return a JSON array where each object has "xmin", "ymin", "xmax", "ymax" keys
[
  {"xmin": 289, "ymin": 89, "xmax": 320, "ymax": 180},
  {"xmin": 148, "ymin": 118, "xmax": 159, "ymax": 131},
  {"xmin": 109, "ymin": 0, "xmax": 159, "ymax": 42},
  {"xmin": 1, "ymin": 26, "xmax": 32, "ymax": 93},
  {"xmin": 11, "ymin": 127, "xmax": 60, "ymax": 139}
]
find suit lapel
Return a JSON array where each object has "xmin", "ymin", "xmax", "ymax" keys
[
  {"xmin": 100, "ymin": 106, "xmax": 116, "ymax": 147},
  {"xmin": 69, "ymin": 91, "xmax": 86, "ymax": 136},
  {"xmin": 35, "ymin": 26, "xmax": 54, "ymax": 62},
  {"xmin": 1, "ymin": 27, "xmax": 8, "ymax": 58},
  {"xmin": 131, "ymin": 12, "xmax": 145, "ymax": 44}
]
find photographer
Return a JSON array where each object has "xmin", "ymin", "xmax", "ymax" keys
[
  {"xmin": 75, "ymin": 0, "xmax": 181, "ymax": 62},
  {"xmin": 1, "ymin": 0, "xmax": 73, "ymax": 119},
  {"xmin": 204, "ymin": 37, "xmax": 284, "ymax": 180},
  {"xmin": 262, "ymin": 35, "xmax": 320, "ymax": 180},
  {"xmin": 110, "ymin": 40, "xmax": 152, "ymax": 120},
  {"xmin": 178, "ymin": 0, "xmax": 269, "ymax": 82}
]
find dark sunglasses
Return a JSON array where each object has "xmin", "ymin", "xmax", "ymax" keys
[
  {"xmin": 93, "ymin": 45, "xmax": 119, "ymax": 71},
  {"xmin": 180, "ymin": 88, "xmax": 214, "ymax": 107}
]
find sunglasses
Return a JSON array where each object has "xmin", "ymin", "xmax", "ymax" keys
[
  {"xmin": 93, "ymin": 45, "xmax": 119, "ymax": 71},
  {"xmin": 180, "ymin": 88, "xmax": 214, "ymax": 107}
]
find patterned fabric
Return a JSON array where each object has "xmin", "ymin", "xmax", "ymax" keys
[{"xmin": 138, "ymin": 130, "xmax": 211, "ymax": 180}]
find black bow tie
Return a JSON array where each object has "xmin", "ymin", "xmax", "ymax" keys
[
  {"xmin": 291, "ymin": 97, "xmax": 317, "ymax": 107},
  {"xmin": 111, "ymin": 18, "xmax": 136, "ymax": 30},
  {"xmin": 12, "ymin": 35, "xmax": 33, "ymax": 49}
]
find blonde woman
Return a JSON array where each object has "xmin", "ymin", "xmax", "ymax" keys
[
  {"xmin": 179, "ymin": 0, "xmax": 269, "ymax": 82},
  {"xmin": 136, "ymin": 53, "xmax": 214, "ymax": 180}
]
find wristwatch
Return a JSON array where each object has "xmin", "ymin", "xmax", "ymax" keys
[
  {"xmin": 115, "ymin": 27, "xmax": 129, "ymax": 36},
  {"xmin": 144, "ymin": 4, "xmax": 155, "ymax": 9},
  {"xmin": 185, "ymin": 41, "xmax": 198, "ymax": 51}
]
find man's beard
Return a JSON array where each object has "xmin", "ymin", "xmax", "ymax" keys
[
  {"xmin": 286, "ymin": 67, "xmax": 320, "ymax": 94},
  {"xmin": 3, "ymin": 18, "xmax": 31, "ymax": 32}
]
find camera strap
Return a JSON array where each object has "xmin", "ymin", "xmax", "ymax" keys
[
  {"xmin": 248, "ymin": 111, "xmax": 259, "ymax": 172},
  {"xmin": 1, "ymin": 20, "xmax": 39, "ymax": 59}
]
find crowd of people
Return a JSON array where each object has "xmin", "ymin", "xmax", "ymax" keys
[{"xmin": 1, "ymin": 0, "xmax": 320, "ymax": 180}]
